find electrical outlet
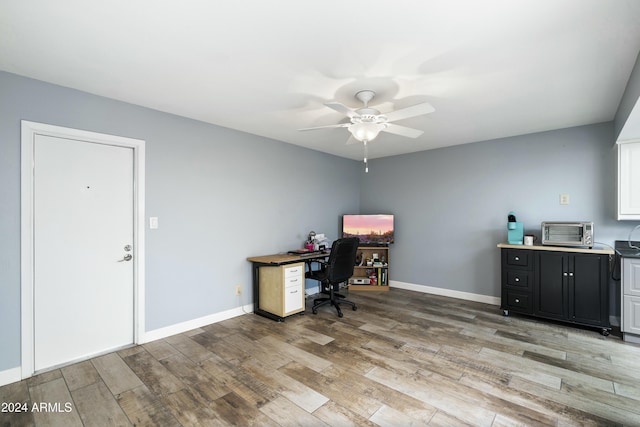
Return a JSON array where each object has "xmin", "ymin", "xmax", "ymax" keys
[{"xmin": 235, "ymin": 285, "xmax": 242, "ymax": 296}]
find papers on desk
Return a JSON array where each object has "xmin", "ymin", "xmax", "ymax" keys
[{"xmin": 314, "ymin": 234, "xmax": 330, "ymax": 251}]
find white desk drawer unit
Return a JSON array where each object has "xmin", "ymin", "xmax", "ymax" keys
[{"xmin": 259, "ymin": 262, "xmax": 305, "ymax": 318}]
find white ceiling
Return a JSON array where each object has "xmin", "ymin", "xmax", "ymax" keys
[{"xmin": 2, "ymin": 0, "xmax": 640, "ymax": 160}]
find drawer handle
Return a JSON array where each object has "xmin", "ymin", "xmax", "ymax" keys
[
  {"xmin": 514, "ymin": 256, "xmax": 520, "ymax": 261},
  {"xmin": 291, "ymin": 290, "xmax": 298, "ymax": 293},
  {"xmin": 515, "ymin": 277, "xmax": 520, "ymax": 282},
  {"xmin": 290, "ymin": 278, "xmax": 298, "ymax": 282},
  {"xmin": 515, "ymin": 298, "xmax": 520, "ymax": 303}
]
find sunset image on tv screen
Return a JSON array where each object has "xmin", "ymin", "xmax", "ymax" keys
[{"xmin": 343, "ymin": 214, "xmax": 394, "ymax": 244}]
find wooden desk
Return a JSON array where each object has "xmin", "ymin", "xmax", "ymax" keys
[{"xmin": 247, "ymin": 252, "xmax": 329, "ymax": 321}]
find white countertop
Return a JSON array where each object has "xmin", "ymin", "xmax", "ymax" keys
[{"xmin": 497, "ymin": 243, "xmax": 614, "ymax": 255}]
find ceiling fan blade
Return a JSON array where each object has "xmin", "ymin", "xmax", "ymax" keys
[
  {"xmin": 369, "ymin": 101, "xmax": 395, "ymax": 114},
  {"xmin": 383, "ymin": 102, "xmax": 435, "ymax": 122},
  {"xmin": 325, "ymin": 102, "xmax": 359, "ymax": 118},
  {"xmin": 298, "ymin": 123, "xmax": 349, "ymax": 131},
  {"xmin": 382, "ymin": 123, "xmax": 424, "ymax": 138}
]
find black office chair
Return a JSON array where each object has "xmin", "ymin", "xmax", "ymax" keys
[{"xmin": 307, "ymin": 237, "xmax": 359, "ymax": 317}]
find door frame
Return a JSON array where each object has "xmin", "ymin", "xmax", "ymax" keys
[{"xmin": 20, "ymin": 120, "xmax": 146, "ymax": 378}]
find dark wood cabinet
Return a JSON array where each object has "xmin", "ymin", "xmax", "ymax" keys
[{"xmin": 501, "ymin": 246, "xmax": 611, "ymax": 335}]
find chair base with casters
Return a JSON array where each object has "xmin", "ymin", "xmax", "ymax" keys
[
  {"xmin": 311, "ymin": 282, "xmax": 357, "ymax": 318},
  {"xmin": 307, "ymin": 237, "xmax": 360, "ymax": 318}
]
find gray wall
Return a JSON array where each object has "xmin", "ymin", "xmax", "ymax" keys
[
  {"xmin": 361, "ymin": 122, "xmax": 640, "ymax": 305},
  {"xmin": 0, "ymin": 71, "xmax": 361, "ymax": 372},
  {"xmin": 3, "ymin": 68, "xmax": 640, "ymax": 375}
]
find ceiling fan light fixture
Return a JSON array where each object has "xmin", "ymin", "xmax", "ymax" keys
[{"xmin": 348, "ymin": 122, "xmax": 386, "ymax": 142}]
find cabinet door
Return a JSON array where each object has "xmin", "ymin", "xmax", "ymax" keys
[
  {"xmin": 618, "ymin": 141, "xmax": 640, "ymax": 220},
  {"xmin": 622, "ymin": 258, "xmax": 640, "ymax": 334},
  {"xmin": 623, "ymin": 296, "xmax": 640, "ymax": 334},
  {"xmin": 623, "ymin": 258, "xmax": 640, "ymax": 297},
  {"xmin": 570, "ymin": 254, "xmax": 608, "ymax": 326},
  {"xmin": 535, "ymin": 252, "xmax": 567, "ymax": 320}
]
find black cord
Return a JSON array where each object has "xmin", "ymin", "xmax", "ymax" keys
[{"xmin": 611, "ymin": 252, "xmax": 621, "ymax": 281}]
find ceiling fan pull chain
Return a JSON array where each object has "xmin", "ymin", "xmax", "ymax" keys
[{"xmin": 364, "ymin": 140, "xmax": 369, "ymax": 173}]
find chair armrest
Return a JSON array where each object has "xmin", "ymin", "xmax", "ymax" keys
[
  {"xmin": 305, "ymin": 259, "xmax": 328, "ymax": 278},
  {"xmin": 315, "ymin": 259, "xmax": 328, "ymax": 267},
  {"xmin": 305, "ymin": 258, "xmax": 327, "ymax": 269}
]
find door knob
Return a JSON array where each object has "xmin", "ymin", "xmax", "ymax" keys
[{"xmin": 118, "ymin": 254, "xmax": 133, "ymax": 262}]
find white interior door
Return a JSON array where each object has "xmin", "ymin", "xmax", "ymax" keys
[{"xmin": 33, "ymin": 134, "xmax": 134, "ymax": 371}]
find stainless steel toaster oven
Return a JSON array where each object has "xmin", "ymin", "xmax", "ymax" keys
[{"xmin": 541, "ymin": 221, "xmax": 593, "ymax": 248}]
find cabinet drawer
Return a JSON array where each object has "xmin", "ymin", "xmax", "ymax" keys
[
  {"xmin": 506, "ymin": 270, "xmax": 531, "ymax": 288},
  {"xmin": 285, "ymin": 265, "xmax": 304, "ymax": 278},
  {"xmin": 504, "ymin": 290, "xmax": 532, "ymax": 313},
  {"xmin": 284, "ymin": 286, "xmax": 304, "ymax": 313},
  {"xmin": 505, "ymin": 249, "xmax": 532, "ymax": 269},
  {"xmin": 285, "ymin": 274, "xmax": 303, "ymax": 288}
]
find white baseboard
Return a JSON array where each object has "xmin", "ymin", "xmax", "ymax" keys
[
  {"xmin": 0, "ymin": 366, "xmax": 22, "ymax": 387},
  {"xmin": 1, "ymin": 304, "xmax": 254, "ymax": 385},
  {"xmin": 142, "ymin": 303, "xmax": 253, "ymax": 344},
  {"xmin": 390, "ymin": 280, "xmax": 501, "ymax": 306}
]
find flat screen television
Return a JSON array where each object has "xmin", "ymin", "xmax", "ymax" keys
[{"xmin": 342, "ymin": 214, "xmax": 394, "ymax": 246}]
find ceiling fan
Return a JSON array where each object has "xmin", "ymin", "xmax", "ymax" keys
[
  {"xmin": 299, "ymin": 90, "xmax": 434, "ymax": 172},
  {"xmin": 299, "ymin": 89, "xmax": 434, "ymax": 143}
]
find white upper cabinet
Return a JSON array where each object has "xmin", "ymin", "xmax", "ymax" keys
[{"xmin": 618, "ymin": 140, "xmax": 640, "ymax": 220}]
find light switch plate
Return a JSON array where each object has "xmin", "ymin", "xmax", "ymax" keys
[
  {"xmin": 560, "ymin": 194, "xmax": 570, "ymax": 205},
  {"xmin": 149, "ymin": 217, "xmax": 159, "ymax": 229}
]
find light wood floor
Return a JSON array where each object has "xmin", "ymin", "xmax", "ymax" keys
[{"xmin": 2, "ymin": 288, "xmax": 640, "ymax": 426}]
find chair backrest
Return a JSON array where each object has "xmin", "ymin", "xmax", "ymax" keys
[{"xmin": 326, "ymin": 237, "xmax": 359, "ymax": 284}]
